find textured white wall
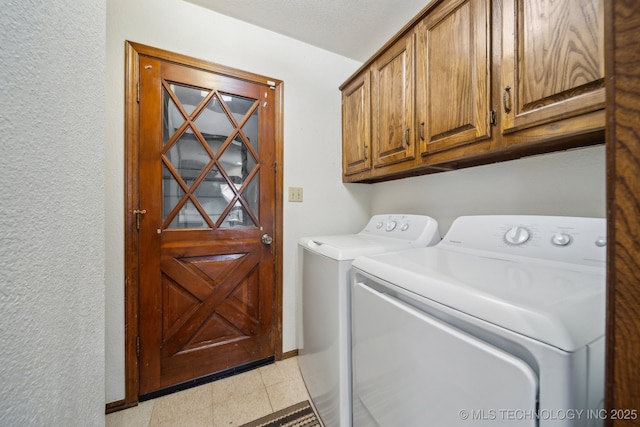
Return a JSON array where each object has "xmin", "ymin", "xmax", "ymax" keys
[
  {"xmin": 106, "ymin": 0, "xmax": 371, "ymax": 402},
  {"xmin": 0, "ymin": 1, "xmax": 106, "ymax": 426},
  {"xmin": 370, "ymin": 145, "xmax": 606, "ymax": 235}
]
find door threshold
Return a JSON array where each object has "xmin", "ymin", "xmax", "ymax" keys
[{"xmin": 139, "ymin": 356, "xmax": 275, "ymax": 402}]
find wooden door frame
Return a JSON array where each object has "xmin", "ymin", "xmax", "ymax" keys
[
  {"xmin": 604, "ymin": 0, "xmax": 640, "ymax": 422},
  {"xmin": 118, "ymin": 41, "xmax": 284, "ymax": 410}
]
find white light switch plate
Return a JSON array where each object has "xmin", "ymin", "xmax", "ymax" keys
[{"xmin": 288, "ymin": 187, "xmax": 303, "ymax": 202}]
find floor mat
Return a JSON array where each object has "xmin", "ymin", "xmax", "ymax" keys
[{"xmin": 239, "ymin": 400, "xmax": 322, "ymax": 427}]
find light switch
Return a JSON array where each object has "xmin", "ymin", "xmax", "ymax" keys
[{"xmin": 288, "ymin": 187, "xmax": 303, "ymax": 202}]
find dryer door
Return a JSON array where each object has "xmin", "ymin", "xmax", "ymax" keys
[{"xmin": 352, "ymin": 282, "xmax": 538, "ymax": 426}]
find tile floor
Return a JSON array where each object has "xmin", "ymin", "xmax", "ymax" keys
[{"xmin": 106, "ymin": 357, "xmax": 313, "ymax": 427}]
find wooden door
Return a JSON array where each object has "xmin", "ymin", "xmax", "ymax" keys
[
  {"xmin": 371, "ymin": 33, "xmax": 416, "ymax": 170},
  {"xmin": 416, "ymin": 0, "xmax": 491, "ymax": 156},
  {"xmin": 342, "ymin": 70, "xmax": 371, "ymax": 178},
  {"xmin": 131, "ymin": 47, "xmax": 280, "ymax": 397},
  {"xmin": 501, "ymin": 0, "xmax": 605, "ymax": 134}
]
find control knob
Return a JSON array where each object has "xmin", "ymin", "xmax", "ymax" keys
[
  {"xmin": 504, "ymin": 226, "xmax": 530, "ymax": 246},
  {"xmin": 551, "ymin": 233, "xmax": 572, "ymax": 247}
]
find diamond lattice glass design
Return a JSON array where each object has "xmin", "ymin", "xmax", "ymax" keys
[{"xmin": 162, "ymin": 83, "xmax": 260, "ymax": 229}]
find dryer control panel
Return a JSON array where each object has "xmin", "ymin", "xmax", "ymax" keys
[
  {"xmin": 438, "ymin": 215, "xmax": 606, "ymax": 268},
  {"xmin": 360, "ymin": 214, "xmax": 440, "ymax": 246}
]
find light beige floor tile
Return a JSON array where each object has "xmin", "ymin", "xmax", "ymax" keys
[
  {"xmin": 210, "ymin": 369, "xmax": 266, "ymax": 405},
  {"xmin": 148, "ymin": 384, "xmax": 214, "ymax": 427},
  {"xmin": 280, "ymin": 358, "xmax": 306, "ymax": 384},
  {"xmin": 259, "ymin": 357, "xmax": 304, "ymax": 387},
  {"xmin": 212, "ymin": 387, "xmax": 272, "ymax": 427},
  {"xmin": 266, "ymin": 376, "xmax": 311, "ymax": 412},
  {"xmin": 106, "ymin": 400, "xmax": 154, "ymax": 427},
  {"xmin": 278, "ymin": 357, "xmax": 303, "ymax": 377},
  {"xmin": 258, "ymin": 362, "xmax": 286, "ymax": 387}
]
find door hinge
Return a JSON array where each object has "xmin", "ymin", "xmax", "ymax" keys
[
  {"xmin": 490, "ymin": 109, "xmax": 497, "ymax": 126},
  {"xmin": 273, "ymin": 162, "xmax": 278, "ymax": 173},
  {"xmin": 137, "ymin": 82, "xmax": 140, "ymax": 103},
  {"xmin": 136, "ymin": 336, "xmax": 140, "ymax": 357}
]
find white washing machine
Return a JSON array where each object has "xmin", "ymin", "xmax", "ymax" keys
[
  {"xmin": 351, "ymin": 215, "xmax": 606, "ymax": 427},
  {"xmin": 298, "ymin": 214, "xmax": 441, "ymax": 427}
]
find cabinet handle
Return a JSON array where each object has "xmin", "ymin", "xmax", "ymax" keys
[
  {"xmin": 419, "ymin": 122, "xmax": 425, "ymax": 141},
  {"xmin": 404, "ymin": 128, "xmax": 411, "ymax": 147},
  {"xmin": 503, "ymin": 86, "xmax": 512, "ymax": 113},
  {"xmin": 364, "ymin": 145, "xmax": 368, "ymax": 160}
]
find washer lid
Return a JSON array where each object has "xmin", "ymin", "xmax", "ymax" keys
[
  {"xmin": 352, "ymin": 247, "xmax": 606, "ymax": 352},
  {"xmin": 299, "ymin": 234, "xmax": 420, "ymax": 261}
]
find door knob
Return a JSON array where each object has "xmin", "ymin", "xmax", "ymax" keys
[{"xmin": 261, "ymin": 234, "xmax": 273, "ymax": 245}]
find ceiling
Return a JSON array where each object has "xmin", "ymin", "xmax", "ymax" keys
[{"xmin": 184, "ymin": 0, "xmax": 435, "ymax": 62}]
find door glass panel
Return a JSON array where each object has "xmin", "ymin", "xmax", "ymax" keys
[
  {"xmin": 243, "ymin": 107, "xmax": 259, "ymax": 154},
  {"xmin": 164, "ymin": 84, "xmax": 208, "ymax": 145},
  {"xmin": 216, "ymin": 136, "xmax": 259, "ymax": 228},
  {"xmin": 219, "ymin": 181, "xmax": 249, "ymax": 228},
  {"xmin": 221, "ymin": 92, "xmax": 255, "ymax": 118},
  {"xmin": 243, "ymin": 174, "xmax": 259, "ymax": 219},
  {"xmin": 162, "ymin": 164, "xmax": 185, "ymax": 223},
  {"xmin": 163, "ymin": 88, "xmax": 181, "ymax": 145},
  {"xmin": 195, "ymin": 96, "xmax": 235, "ymax": 141},
  {"xmin": 222, "ymin": 204, "xmax": 255, "ymax": 228},
  {"xmin": 170, "ymin": 84, "xmax": 206, "ymax": 116},
  {"xmin": 218, "ymin": 137, "xmax": 251, "ymax": 182},
  {"xmin": 193, "ymin": 166, "xmax": 224, "ymax": 224},
  {"xmin": 172, "ymin": 199, "xmax": 206, "ymax": 229},
  {"xmin": 161, "ymin": 80, "xmax": 260, "ymax": 230},
  {"xmin": 239, "ymin": 137, "xmax": 258, "ymax": 175},
  {"xmin": 166, "ymin": 130, "xmax": 211, "ymax": 185}
]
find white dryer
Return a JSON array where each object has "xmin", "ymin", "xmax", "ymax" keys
[
  {"xmin": 351, "ymin": 215, "xmax": 606, "ymax": 427},
  {"xmin": 299, "ymin": 214, "xmax": 440, "ymax": 427}
]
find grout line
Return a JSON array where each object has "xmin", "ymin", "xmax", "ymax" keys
[{"xmin": 260, "ymin": 369, "xmax": 276, "ymax": 414}]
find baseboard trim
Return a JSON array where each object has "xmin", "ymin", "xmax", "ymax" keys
[
  {"xmin": 281, "ymin": 349, "xmax": 298, "ymax": 359},
  {"xmin": 105, "ymin": 399, "xmax": 138, "ymax": 414}
]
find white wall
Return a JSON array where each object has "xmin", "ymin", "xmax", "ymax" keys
[
  {"xmin": 106, "ymin": 0, "xmax": 371, "ymax": 402},
  {"xmin": 0, "ymin": 1, "xmax": 106, "ymax": 425},
  {"xmin": 370, "ymin": 145, "xmax": 606, "ymax": 236}
]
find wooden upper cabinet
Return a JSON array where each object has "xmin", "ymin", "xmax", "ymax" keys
[
  {"xmin": 342, "ymin": 71, "xmax": 371, "ymax": 177},
  {"xmin": 501, "ymin": 0, "xmax": 605, "ymax": 134},
  {"xmin": 416, "ymin": 0, "xmax": 492, "ymax": 156},
  {"xmin": 340, "ymin": 0, "xmax": 605, "ymax": 182},
  {"xmin": 371, "ymin": 32, "xmax": 416, "ymax": 170}
]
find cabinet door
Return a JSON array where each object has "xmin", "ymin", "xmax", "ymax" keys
[
  {"xmin": 416, "ymin": 0, "xmax": 491, "ymax": 156},
  {"xmin": 371, "ymin": 33, "xmax": 415, "ymax": 169},
  {"xmin": 501, "ymin": 0, "xmax": 605, "ymax": 133},
  {"xmin": 342, "ymin": 71, "xmax": 371, "ymax": 177}
]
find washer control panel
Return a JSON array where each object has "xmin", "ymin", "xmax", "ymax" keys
[
  {"xmin": 361, "ymin": 214, "xmax": 441, "ymax": 246},
  {"xmin": 440, "ymin": 215, "xmax": 606, "ymax": 267}
]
